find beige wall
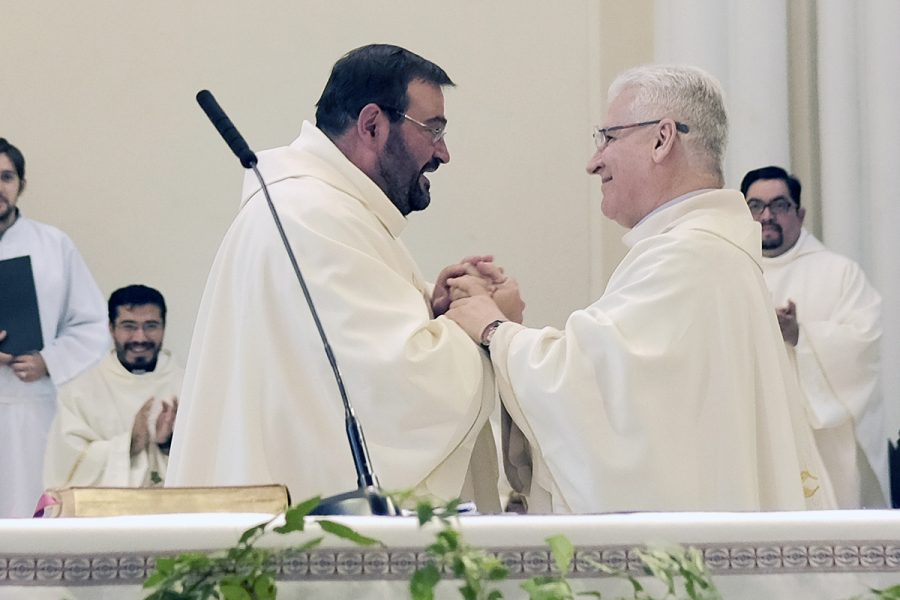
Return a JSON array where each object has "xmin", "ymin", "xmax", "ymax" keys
[
  {"xmin": 5, "ymin": 1, "xmax": 603, "ymax": 361},
  {"xmin": 4, "ymin": 1, "xmax": 822, "ymax": 363}
]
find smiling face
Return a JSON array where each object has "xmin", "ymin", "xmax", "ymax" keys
[
  {"xmin": 110, "ymin": 304, "xmax": 165, "ymax": 372},
  {"xmin": 585, "ymin": 90, "xmax": 657, "ymax": 228},
  {"xmin": 0, "ymin": 153, "xmax": 24, "ymax": 233},
  {"xmin": 745, "ymin": 178, "xmax": 805, "ymax": 257},
  {"xmin": 377, "ymin": 80, "xmax": 450, "ymax": 215}
]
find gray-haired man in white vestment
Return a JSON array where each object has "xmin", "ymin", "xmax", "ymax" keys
[{"xmin": 447, "ymin": 65, "xmax": 836, "ymax": 514}]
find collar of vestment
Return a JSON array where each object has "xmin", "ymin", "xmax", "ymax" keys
[
  {"xmin": 239, "ymin": 121, "xmax": 407, "ymax": 238},
  {"xmin": 761, "ymin": 228, "xmax": 825, "ymax": 267},
  {"xmin": 105, "ymin": 348, "xmax": 176, "ymax": 381},
  {"xmin": 622, "ymin": 188, "xmax": 763, "ymax": 267}
]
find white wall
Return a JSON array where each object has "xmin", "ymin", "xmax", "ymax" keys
[{"xmin": 4, "ymin": 1, "xmax": 603, "ymax": 361}]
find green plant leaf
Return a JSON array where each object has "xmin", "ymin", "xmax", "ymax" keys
[
  {"xmin": 316, "ymin": 519, "xmax": 381, "ymax": 546},
  {"xmin": 521, "ymin": 576, "xmax": 574, "ymax": 599},
  {"xmin": 417, "ymin": 502, "xmax": 436, "ymax": 526},
  {"xmin": 410, "ymin": 563, "xmax": 441, "ymax": 600},
  {"xmin": 220, "ymin": 582, "xmax": 252, "ymax": 600},
  {"xmin": 253, "ymin": 573, "xmax": 276, "ymax": 599},
  {"xmin": 272, "ymin": 495, "xmax": 321, "ymax": 534},
  {"xmin": 238, "ymin": 521, "xmax": 270, "ymax": 546},
  {"xmin": 546, "ymin": 534, "xmax": 574, "ymax": 575}
]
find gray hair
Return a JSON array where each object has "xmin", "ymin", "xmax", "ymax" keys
[{"xmin": 608, "ymin": 65, "xmax": 728, "ymax": 181}]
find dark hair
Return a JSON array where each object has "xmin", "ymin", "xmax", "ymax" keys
[
  {"xmin": 0, "ymin": 138, "xmax": 26, "ymax": 186},
  {"xmin": 315, "ymin": 44, "xmax": 454, "ymax": 137},
  {"xmin": 108, "ymin": 284, "xmax": 167, "ymax": 323},
  {"xmin": 740, "ymin": 165, "xmax": 802, "ymax": 208}
]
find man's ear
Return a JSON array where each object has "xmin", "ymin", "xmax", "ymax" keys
[
  {"xmin": 356, "ymin": 103, "xmax": 388, "ymax": 149},
  {"xmin": 650, "ymin": 119, "xmax": 678, "ymax": 164},
  {"xmin": 797, "ymin": 206, "xmax": 806, "ymax": 225},
  {"xmin": 18, "ymin": 178, "xmax": 26, "ymax": 195}
]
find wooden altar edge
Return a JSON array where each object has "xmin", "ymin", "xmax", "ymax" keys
[{"xmin": 3, "ymin": 540, "xmax": 900, "ymax": 586}]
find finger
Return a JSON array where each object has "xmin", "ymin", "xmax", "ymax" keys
[
  {"xmin": 475, "ymin": 262, "xmax": 508, "ymax": 284},
  {"xmin": 460, "ymin": 255, "xmax": 494, "ymax": 265},
  {"xmin": 448, "ymin": 275, "xmax": 492, "ymax": 295}
]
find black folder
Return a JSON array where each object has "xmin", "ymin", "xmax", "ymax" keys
[{"xmin": 0, "ymin": 255, "xmax": 44, "ymax": 355}]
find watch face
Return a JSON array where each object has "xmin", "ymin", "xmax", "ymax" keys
[{"xmin": 481, "ymin": 320, "xmax": 504, "ymax": 348}]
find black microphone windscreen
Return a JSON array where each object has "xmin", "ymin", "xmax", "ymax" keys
[{"xmin": 196, "ymin": 90, "xmax": 258, "ymax": 169}]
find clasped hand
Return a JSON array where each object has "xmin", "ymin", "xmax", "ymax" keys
[{"xmin": 432, "ymin": 256, "xmax": 525, "ymax": 343}]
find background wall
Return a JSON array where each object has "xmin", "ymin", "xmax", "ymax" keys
[
  {"xmin": 3, "ymin": 1, "xmax": 602, "ymax": 360},
  {"xmin": 5, "ymin": 2, "xmax": 897, "ymax": 442}
]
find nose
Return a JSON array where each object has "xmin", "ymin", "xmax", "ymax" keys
[
  {"xmin": 585, "ymin": 147, "xmax": 603, "ymax": 175},
  {"xmin": 433, "ymin": 137, "xmax": 450, "ymax": 165},
  {"xmin": 131, "ymin": 327, "xmax": 148, "ymax": 342}
]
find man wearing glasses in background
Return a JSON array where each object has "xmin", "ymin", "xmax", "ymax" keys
[
  {"xmin": 446, "ymin": 65, "xmax": 834, "ymax": 514},
  {"xmin": 43, "ymin": 285, "xmax": 183, "ymax": 489},
  {"xmin": 742, "ymin": 166, "xmax": 887, "ymax": 509}
]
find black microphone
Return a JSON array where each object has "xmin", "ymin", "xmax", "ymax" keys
[
  {"xmin": 195, "ymin": 90, "xmax": 397, "ymax": 516},
  {"xmin": 196, "ymin": 90, "xmax": 258, "ymax": 169}
]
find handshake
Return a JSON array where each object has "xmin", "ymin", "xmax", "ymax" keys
[{"xmin": 432, "ymin": 255, "xmax": 525, "ymax": 344}]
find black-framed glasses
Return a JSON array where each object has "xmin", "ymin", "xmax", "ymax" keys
[
  {"xmin": 114, "ymin": 321, "xmax": 163, "ymax": 334},
  {"xmin": 746, "ymin": 198, "xmax": 797, "ymax": 217},
  {"xmin": 382, "ymin": 107, "xmax": 447, "ymax": 144},
  {"xmin": 593, "ymin": 119, "xmax": 690, "ymax": 149}
]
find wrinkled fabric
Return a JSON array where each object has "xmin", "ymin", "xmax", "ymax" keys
[
  {"xmin": 43, "ymin": 350, "xmax": 184, "ymax": 488},
  {"xmin": 167, "ymin": 122, "xmax": 499, "ymax": 511},
  {"xmin": 493, "ymin": 190, "xmax": 835, "ymax": 514},
  {"xmin": 0, "ymin": 216, "xmax": 108, "ymax": 517},
  {"xmin": 762, "ymin": 228, "xmax": 887, "ymax": 508}
]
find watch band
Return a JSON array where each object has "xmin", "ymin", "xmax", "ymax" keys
[{"xmin": 480, "ymin": 319, "xmax": 506, "ymax": 349}]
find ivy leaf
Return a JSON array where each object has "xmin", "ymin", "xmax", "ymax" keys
[
  {"xmin": 417, "ymin": 502, "xmax": 436, "ymax": 526},
  {"xmin": 410, "ymin": 563, "xmax": 441, "ymax": 600},
  {"xmin": 546, "ymin": 534, "xmax": 574, "ymax": 575},
  {"xmin": 142, "ymin": 570, "xmax": 168, "ymax": 589},
  {"xmin": 316, "ymin": 519, "xmax": 381, "ymax": 546},
  {"xmin": 219, "ymin": 581, "xmax": 252, "ymax": 600},
  {"xmin": 152, "ymin": 557, "xmax": 176, "ymax": 576},
  {"xmin": 238, "ymin": 522, "xmax": 270, "ymax": 546},
  {"xmin": 253, "ymin": 573, "xmax": 276, "ymax": 600},
  {"xmin": 273, "ymin": 496, "xmax": 321, "ymax": 534},
  {"xmin": 521, "ymin": 576, "xmax": 574, "ymax": 599}
]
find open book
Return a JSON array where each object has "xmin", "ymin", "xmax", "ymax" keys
[{"xmin": 38, "ymin": 484, "xmax": 291, "ymax": 517}]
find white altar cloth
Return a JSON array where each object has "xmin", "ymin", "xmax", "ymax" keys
[{"xmin": 2, "ymin": 510, "xmax": 900, "ymax": 599}]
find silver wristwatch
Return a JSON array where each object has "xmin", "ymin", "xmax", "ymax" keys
[{"xmin": 480, "ymin": 319, "xmax": 506, "ymax": 349}]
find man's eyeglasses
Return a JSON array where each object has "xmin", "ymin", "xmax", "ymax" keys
[
  {"xmin": 746, "ymin": 198, "xmax": 796, "ymax": 217},
  {"xmin": 383, "ymin": 107, "xmax": 447, "ymax": 144},
  {"xmin": 593, "ymin": 119, "xmax": 690, "ymax": 149},
  {"xmin": 115, "ymin": 322, "xmax": 163, "ymax": 334}
]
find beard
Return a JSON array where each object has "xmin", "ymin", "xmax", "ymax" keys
[
  {"xmin": 116, "ymin": 342, "xmax": 160, "ymax": 372},
  {"xmin": 377, "ymin": 129, "xmax": 433, "ymax": 216},
  {"xmin": 0, "ymin": 197, "xmax": 15, "ymax": 223},
  {"xmin": 761, "ymin": 222, "xmax": 783, "ymax": 250}
]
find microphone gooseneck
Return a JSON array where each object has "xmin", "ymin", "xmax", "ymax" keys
[{"xmin": 195, "ymin": 89, "xmax": 396, "ymax": 516}]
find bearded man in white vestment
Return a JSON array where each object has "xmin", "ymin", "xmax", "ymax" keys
[
  {"xmin": 167, "ymin": 45, "xmax": 522, "ymax": 511},
  {"xmin": 446, "ymin": 66, "xmax": 836, "ymax": 514},
  {"xmin": 741, "ymin": 165, "xmax": 887, "ymax": 509},
  {"xmin": 0, "ymin": 138, "xmax": 109, "ymax": 517},
  {"xmin": 44, "ymin": 285, "xmax": 183, "ymax": 489}
]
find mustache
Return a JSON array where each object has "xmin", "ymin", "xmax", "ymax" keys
[
  {"xmin": 421, "ymin": 159, "xmax": 441, "ymax": 174},
  {"xmin": 125, "ymin": 342, "xmax": 156, "ymax": 351}
]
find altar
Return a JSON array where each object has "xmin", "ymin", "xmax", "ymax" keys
[{"xmin": 2, "ymin": 510, "xmax": 900, "ymax": 599}]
